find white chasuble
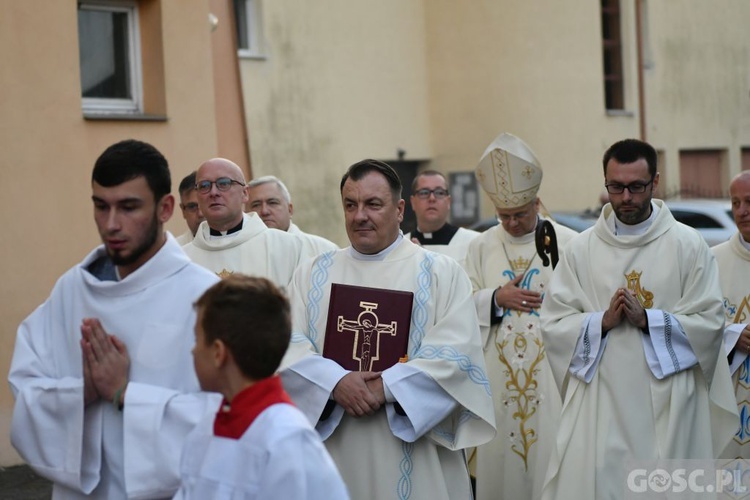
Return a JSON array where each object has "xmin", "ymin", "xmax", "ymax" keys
[
  {"xmin": 184, "ymin": 212, "xmax": 302, "ymax": 288},
  {"xmin": 540, "ymin": 201, "xmax": 738, "ymax": 500},
  {"xmin": 464, "ymin": 220, "xmax": 577, "ymax": 500},
  {"xmin": 280, "ymin": 239, "xmax": 496, "ymax": 500},
  {"xmin": 9, "ymin": 236, "xmax": 221, "ymax": 499},
  {"xmin": 713, "ymin": 232, "xmax": 750, "ymax": 458},
  {"xmin": 288, "ymin": 222, "xmax": 339, "ymax": 260}
]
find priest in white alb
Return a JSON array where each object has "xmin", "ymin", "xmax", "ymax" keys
[
  {"xmin": 9, "ymin": 140, "xmax": 220, "ymax": 499},
  {"xmin": 405, "ymin": 170, "xmax": 479, "ymax": 269},
  {"xmin": 183, "ymin": 159, "xmax": 303, "ymax": 287},
  {"xmin": 714, "ymin": 171, "xmax": 750, "ymax": 459},
  {"xmin": 280, "ymin": 159, "xmax": 496, "ymax": 500},
  {"xmin": 247, "ymin": 175, "xmax": 339, "ymax": 260},
  {"xmin": 540, "ymin": 138, "xmax": 738, "ymax": 500},
  {"xmin": 466, "ymin": 133, "xmax": 578, "ymax": 500}
]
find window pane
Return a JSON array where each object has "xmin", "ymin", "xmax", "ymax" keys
[
  {"xmin": 78, "ymin": 9, "xmax": 131, "ymax": 99},
  {"xmin": 233, "ymin": 0, "xmax": 249, "ymax": 49}
]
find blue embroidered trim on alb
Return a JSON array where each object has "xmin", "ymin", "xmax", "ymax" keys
[
  {"xmin": 740, "ymin": 356, "xmax": 750, "ymax": 385},
  {"xmin": 663, "ymin": 312, "xmax": 680, "ymax": 372},
  {"xmin": 409, "ymin": 253, "xmax": 433, "ymax": 356},
  {"xmin": 397, "ymin": 441, "xmax": 414, "ymax": 499},
  {"xmin": 414, "ymin": 345, "xmax": 491, "ymax": 396},
  {"xmin": 736, "ymin": 403, "xmax": 750, "ymax": 442},
  {"xmin": 304, "ymin": 252, "xmax": 334, "ymax": 351},
  {"xmin": 582, "ymin": 323, "xmax": 591, "ymax": 366}
]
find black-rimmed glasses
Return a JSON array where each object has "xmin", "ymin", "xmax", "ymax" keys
[
  {"xmin": 196, "ymin": 177, "xmax": 246, "ymax": 194},
  {"xmin": 414, "ymin": 188, "xmax": 450, "ymax": 199},
  {"xmin": 604, "ymin": 179, "xmax": 653, "ymax": 194}
]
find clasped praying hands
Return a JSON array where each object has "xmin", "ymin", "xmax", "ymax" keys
[
  {"xmin": 602, "ymin": 288, "xmax": 648, "ymax": 334},
  {"xmin": 80, "ymin": 318, "xmax": 130, "ymax": 407}
]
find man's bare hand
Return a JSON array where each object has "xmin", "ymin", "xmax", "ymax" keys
[
  {"xmin": 622, "ymin": 289, "xmax": 647, "ymax": 329},
  {"xmin": 80, "ymin": 345, "xmax": 99, "ymax": 406},
  {"xmin": 602, "ymin": 289, "xmax": 626, "ymax": 333},
  {"xmin": 80, "ymin": 318, "xmax": 130, "ymax": 401},
  {"xmin": 333, "ymin": 371, "xmax": 382, "ymax": 417},
  {"xmin": 411, "ymin": 237, "xmax": 422, "ymax": 246},
  {"xmin": 493, "ymin": 273, "xmax": 542, "ymax": 313},
  {"xmin": 365, "ymin": 374, "xmax": 386, "ymax": 405},
  {"xmin": 736, "ymin": 325, "xmax": 750, "ymax": 354}
]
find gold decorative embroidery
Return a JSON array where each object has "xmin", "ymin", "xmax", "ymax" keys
[
  {"xmin": 217, "ymin": 268, "xmax": 233, "ymax": 279},
  {"xmin": 495, "ymin": 322, "xmax": 545, "ymax": 471},
  {"xmin": 734, "ymin": 296, "xmax": 750, "ymax": 324},
  {"xmin": 625, "ymin": 270, "xmax": 653, "ymax": 308}
]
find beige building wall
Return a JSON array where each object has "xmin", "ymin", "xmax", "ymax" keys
[
  {"xmin": 239, "ymin": 0, "xmax": 433, "ymax": 245},
  {"xmin": 424, "ymin": 0, "xmax": 640, "ymax": 215},
  {"xmin": 240, "ymin": 0, "xmax": 750, "ymax": 225},
  {"xmin": 644, "ymin": 0, "xmax": 750, "ymax": 197},
  {"xmin": 0, "ymin": 1, "xmax": 238, "ymax": 465}
]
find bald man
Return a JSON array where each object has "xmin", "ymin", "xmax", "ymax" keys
[
  {"xmin": 247, "ymin": 175, "xmax": 338, "ymax": 259},
  {"xmin": 713, "ymin": 171, "xmax": 750, "ymax": 458},
  {"xmin": 183, "ymin": 158, "xmax": 303, "ymax": 288}
]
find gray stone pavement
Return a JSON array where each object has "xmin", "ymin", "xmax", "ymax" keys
[{"xmin": 0, "ymin": 465, "xmax": 52, "ymax": 500}]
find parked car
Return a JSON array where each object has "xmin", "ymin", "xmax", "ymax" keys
[
  {"xmin": 664, "ymin": 199, "xmax": 735, "ymax": 247},
  {"xmin": 467, "ymin": 199, "xmax": 735, "ymax": 246}
]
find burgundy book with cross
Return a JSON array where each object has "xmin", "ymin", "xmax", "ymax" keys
[{"xmin": 322, "ymin": 283, "xmax": 414, "ymax": 372}]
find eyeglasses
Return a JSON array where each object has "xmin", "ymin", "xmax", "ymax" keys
[
  {"xmin": 604, "ymin": 179, "xmax": 653, "ymax": 194},
  {"xmin": 196, "ymin": 177, "xmax": 246, "ymax": 194},
  {"xmin": 181, "ymin": 202, "xmax": 200, "ymax": 213},
  {"xmin": 414, "ymin": 188, "xmax": 449, "ymax": 199}
]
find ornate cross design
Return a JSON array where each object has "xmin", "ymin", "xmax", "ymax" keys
[{"xmin": 337, "ymin": 301, "xmax": 397, "ymax": 371}]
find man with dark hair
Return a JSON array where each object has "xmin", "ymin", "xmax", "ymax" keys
[
  {"xmin": 175, "ymin": 171, "xmax": 204, "ymax": 245},
  {"xmin": 280, "ymin": 158, "xmax": 495, "ymax": 499},
  {"xmin": 405, "ymin": 170, "xmax": 478, "ymax": 268},
  {"xmin": 539, "ymin": 138, "xmax": 737, "ymax": 499},
  {"xmin": 174, "ymin": 275, "xmax": 348, "ymax": 499},
  {"xmin": 247, "ymin": 175, "xmax": 338, "ymax": 258},
  {"xmin": 183, "ymin": 158, "xmax": 302, "ymax": 288},
  {"xmin": 9, "ymin": 139, "xmax": 220, "ymax": 499}
]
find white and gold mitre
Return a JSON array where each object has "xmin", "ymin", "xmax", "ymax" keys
[{"xmin": 475, "ymin": 132, "xmax": 543, "ymax": 209}]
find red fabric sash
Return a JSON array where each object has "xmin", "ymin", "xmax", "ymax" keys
[{"xmin": 213, "ymin": 375, "xmax": 294, "ymax": 439}]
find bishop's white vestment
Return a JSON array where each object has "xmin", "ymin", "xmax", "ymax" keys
[
  {"xmin": 464, "ymin": 219, "xmax": 577, "ymax": 500},
  {"xmin": 183, "ymin": 212, "xmax": 302, "ymax": 288},
  {"xmin": 713, "ymin": 232, "xmax": 750, "ymax": 458},
  {"xmin": 280, "ymin": 238, "xmax": 496, "ymax": 500},
  {"xmin": 9, "ymin": 235, "xmax": 221, "ymax": 499},
  {"xmin": 288, "ymin": 221, "xmax": 339, "ymax": 260},
  {"xmin": 540, "ymin": 201, "xmax": 738, "ymax": 500}
]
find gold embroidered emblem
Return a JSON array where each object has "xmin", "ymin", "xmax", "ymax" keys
[
  {"xmin": 521, "ymin": 165, "xmax": 533, "ymax": 179},
  {"xmin": 733, "ymin": 296, "xmax": 750, "ymax": 324},
  {"xmin": 625, "ymin": 270, "xmax": 653, "ymax": 308},
  {"xmin": 509, "ymin": 256, "xmax": 531, "ymax": 274},
  {"xmin": 495, "ymin": 322, "xmax": 545, "ymax": 471},
  {"xmin": 217, "ymin": 268, "xmax": 233, "ymax": 279}
]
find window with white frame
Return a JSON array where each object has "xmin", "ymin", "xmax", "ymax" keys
[
  {"xmin": 78, "ymin": 1, "xmax": 142, "ymax": 114},
  {"xmin": 233, "ymin": 0, "xmax": 264, "ymax": 58}
]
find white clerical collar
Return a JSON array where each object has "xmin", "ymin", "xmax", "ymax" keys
[
  {"xmin": 612, "ymin": 202, "xmax": 659, "ymax": 236},
  {"xmin": 349, "ymin": 233, "xmax": 404, "ymax": 261},
  {"xmin": 740, "ymin": 234, "xmax": 750, "ymax": 251}
]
